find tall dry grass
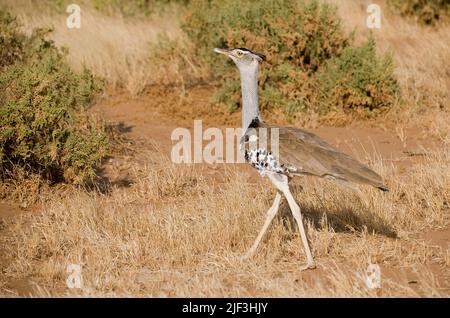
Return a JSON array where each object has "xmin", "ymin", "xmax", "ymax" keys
[
  {"xmin": 0, "ymin": 0, "xmax": 186, "ymax": 95},
  {"xmin": 1, "ymin": 146, "xmax": 448, "ymax": 297}
]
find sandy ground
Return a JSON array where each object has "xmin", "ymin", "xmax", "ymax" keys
[{"xmin": 94, "ymin": 86, "xmax": 440, "ymax": 173}]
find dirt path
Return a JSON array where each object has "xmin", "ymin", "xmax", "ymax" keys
[{"xmin": 93, "ymin": 86, "xmax": 438, "ymax": 170}]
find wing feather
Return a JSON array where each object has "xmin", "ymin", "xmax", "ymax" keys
[{"xmin": 244, "ymin": 121, "xmax": 388, "ymax": 191}]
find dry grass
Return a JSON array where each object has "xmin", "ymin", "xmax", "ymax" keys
[
  {"xmin": 0, "ymin": 0, "xmax": 186, "ymax": 95},
  {"xmin": 0, "ymin": 146, "xmax": 448, "ymax": 297}
]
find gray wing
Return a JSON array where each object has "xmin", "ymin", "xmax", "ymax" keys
[{"xmin": 244, "ymin": 122, "xmax": 388, "ymax": 191}]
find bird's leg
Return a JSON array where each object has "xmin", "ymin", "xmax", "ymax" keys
[
  {"xmin": 243, "ymin": 191, "xmax": 282, "ymax": 260},
  {"xmin": 282, "ymin": 188, "xmax": 316, "ymax": 270},
  {"xmin": 267, "ymin": 173, "xmax": 316, "ymax": 270}
]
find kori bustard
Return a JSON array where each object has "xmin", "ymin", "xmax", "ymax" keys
[{"xmin": 214, "ymin": 47, "xmax": 388, "ymax": 270}]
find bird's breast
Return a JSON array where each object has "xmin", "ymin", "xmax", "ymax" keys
[{"xmin": 244, "ymin": 148, "xmax": 287, "ymax": 176}]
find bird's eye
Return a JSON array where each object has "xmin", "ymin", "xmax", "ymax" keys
[{"xmin": 236, "ymin": 51, "xmax": 243, "ymax": 56}]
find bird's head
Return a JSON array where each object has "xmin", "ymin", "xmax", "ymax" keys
[{"xmin": 213, "ymin": 47, "xmax": 265, "ymax": 72}]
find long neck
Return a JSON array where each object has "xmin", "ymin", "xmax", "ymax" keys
[{"xmin": 239, "ymin": 65, "xmax": 261, "ymax": 130}]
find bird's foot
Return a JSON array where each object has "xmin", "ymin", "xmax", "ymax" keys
[
  {"xmin": 300, "ymin": 262, "xmax": 316, "ymax": 271},
  {"xmin": 241, "ymin": 249, "xmax": 256, "ymax": 261}
]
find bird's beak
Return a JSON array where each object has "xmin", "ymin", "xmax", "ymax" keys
[{"xmin": 213, "ymin": 48, "xmax": 231, "ymax": 57}]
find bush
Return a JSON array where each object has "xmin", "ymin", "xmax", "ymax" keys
[
  {"xmin": 388, "ymin": 0, "xmax": 450, "ymax": 26},
  {"xmin": 0, "ymin": 11, "xmax": 25, "ymax": 69},
  {"xmin": 183, "ymin": 0, "xmax": 399, "ymax": 119},
  {"xmin": 0, "ymin": 10, "xmax": 108, "ymax": 184},
  {"xmin": 316, "ymin": 36, "xmax": 400, "ymax": 117}
]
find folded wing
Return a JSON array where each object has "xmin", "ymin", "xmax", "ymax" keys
[{"xmin": 244, "ymin": 121, "xmax": 388, "ymax": 191}]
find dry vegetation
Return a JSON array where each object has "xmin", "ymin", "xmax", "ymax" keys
[
  {"xmin": 0, "ymin": 146, "xmax": 449, "ymax": 296},
  {"xmin": 3, "ymin": 0, "xmax": 449, "ymax": 119},
  {"xmin": 0, "ymin": 0, "xmax": 449, "ymax": 297},
  {"xmin": 0, "ymin": 0, "xmax": 186, "ymax": 95},
  {"xmin": 326, "ymin": 0, "xmax": 450, "ymax": 130}
]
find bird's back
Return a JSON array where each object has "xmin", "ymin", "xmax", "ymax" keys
[{"xmin": 242, "ymin": 120, "xmax": 389, "ymax": 191}]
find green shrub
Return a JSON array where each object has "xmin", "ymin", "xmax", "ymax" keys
[
  {"xmin": 388, "ymin": 0, "xmax": 450, "ymax": 26},
  {"xmin": 183, "ymin": 0, "xmax": 399, "ymax": 119},
  {"xmin": 316, "ymin": 36, "xmax": 400, "ymax": 117},
  {"xmin": 184, "ymin": 0, "xmax": 349, "ymax": 73},
  {"xmin": 0, "ymin": 11, "xmax": 108, "ymax": 184},
  {"xmin": 0, "ymin": 11, "xmax": 25, "ymax": 69}
]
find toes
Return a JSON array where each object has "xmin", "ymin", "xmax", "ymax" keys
[
  {"xmin": 300, "ymin": 263, "xmax": 316, "ymax": 271},
  {"xmin": 241, "ymin": 252, "xmax": 253, "ymax": 261}
]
